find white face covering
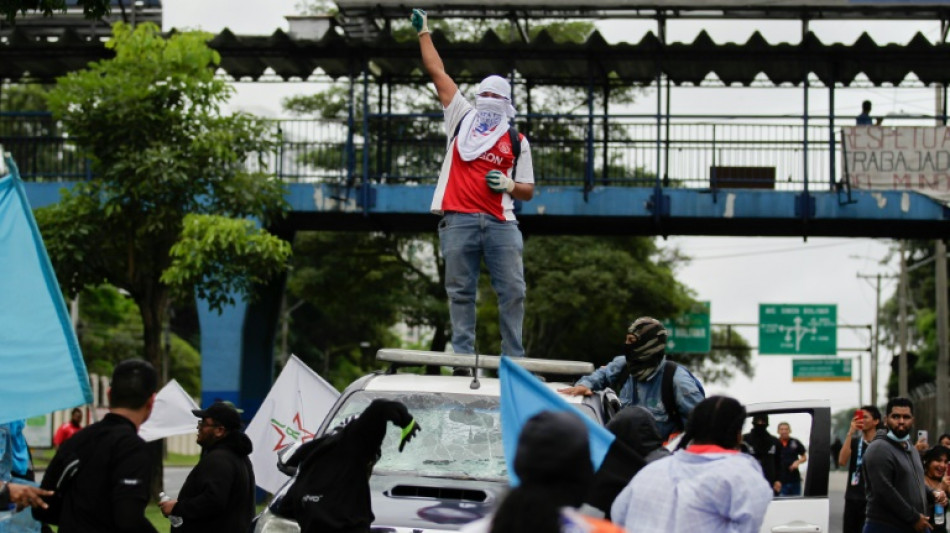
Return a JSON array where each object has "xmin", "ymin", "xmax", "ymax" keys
[{"xmin": 456, "ymin": 77, "xmax": 518, "ymax": 162}]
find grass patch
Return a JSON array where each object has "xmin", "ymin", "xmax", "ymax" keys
[
  {"xmin": 146, "ymin": 505, "xmax": 173, "ymax": 533},
  {"xmin": 47, "ymin": 501, "xmax": 267, "ymax": 531},
  {"xmin": 165, "ymin": 452, "xmax": 199, "ymax": 467}
]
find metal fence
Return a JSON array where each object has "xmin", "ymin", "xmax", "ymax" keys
[{"xmin": 2, "ymin": 112, "xmax": 941, "ymax": 190}]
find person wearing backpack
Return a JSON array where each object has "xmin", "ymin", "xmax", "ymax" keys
[
  {"xmin": 558, "ymin": 317, "xmax": 706, "ymax": 441},
  {"xmin": 412, "ymin": 9, "xmax": 535, "ymax": 365},
  {"xmin": 34, "ymin": 359, "xmax": 159, "ymax": 533}
]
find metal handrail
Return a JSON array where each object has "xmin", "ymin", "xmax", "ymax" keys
[{"xmin": 3, "ymin": 111, "xmax": 945, "ymax": 192}]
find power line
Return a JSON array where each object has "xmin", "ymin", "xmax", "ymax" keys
[{"xmin": 689, "ymin": 240, "xmax": 865, "ymax": 261}]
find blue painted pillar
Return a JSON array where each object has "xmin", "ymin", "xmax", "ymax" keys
[
  {"xmin": 197, "ymin": 297, "xmax": 248, "ymax": 409},
  {"xmin": 197, "ymin": 271, "xmax": 288, "ymax": 422}
]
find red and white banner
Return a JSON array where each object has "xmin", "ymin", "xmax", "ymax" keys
[
  {"xmin": 842, "ymin": 126, "xmax": 950, "ymax": 204},
  {"xmin": 245, "ymin": 355, "xmax": 339, "ymax": 493}
]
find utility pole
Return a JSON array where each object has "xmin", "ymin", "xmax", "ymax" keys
[
  {"xmin": 936, "ymin": 238, "xmax": 949, "ymax": 434},
  {"xmin": 858, "ymin": 272, "xmax": 884, "ymax": 406},
  {"xmin": 934, "ymin": 85, "xmax": 948, "ymax": 434},
  {"xmin": 899, "ymin": 241, "xmax": 910, "ymax": 398}
]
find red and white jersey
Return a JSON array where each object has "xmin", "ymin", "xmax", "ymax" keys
[{"xmin": 430, "ymin": 91, "xmax": 534, "ymax": 221}]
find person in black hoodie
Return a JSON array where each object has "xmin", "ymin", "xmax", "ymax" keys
[
  {"xmin": 280, "ymin": 399, "xmax": 421, "ymax": 533},
  {"xmin": 159, "ymin": 401, "xmax": 255, "ymax": 533},
  {"xmin": 585, "ymin": 406, "xmax": 669, "ymax": 518},
  {"xmin": 743, "ymin": 413, "xmax": 782, "ymax": 495}
]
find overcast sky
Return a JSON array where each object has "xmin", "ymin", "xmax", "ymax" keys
[{"xmin": 158, "ymin": 0, "xmax": 939, "ymax": 414}]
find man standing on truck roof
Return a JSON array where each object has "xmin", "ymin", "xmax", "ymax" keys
[{"xmin": 412, "ymin": 8, "xmax": 535, "ymax": 366}]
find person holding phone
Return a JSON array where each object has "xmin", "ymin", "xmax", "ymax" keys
[{"xmin": 838, "ymin": 405, "xmax": 882, "ymax": 533}]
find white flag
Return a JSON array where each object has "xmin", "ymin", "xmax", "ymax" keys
[
  {"xmin": 246, "ymin": 355, "xmax": 339, "ymax": 493},
  {"xmin": 139, "ymin": 379, "xmax": 200, "ymax": 442}
]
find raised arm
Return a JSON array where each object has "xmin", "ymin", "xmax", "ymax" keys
[{"xmin": 412, "ymin": 9, "xmax": 458, "ymax": 108}]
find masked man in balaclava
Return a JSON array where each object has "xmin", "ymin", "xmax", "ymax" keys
[
  {"xmin": 742, "ymin": 413, "xmax": 783, "ymax": 495},
  {"xmin": 559, "ymin": 317, "xmax": 706, "ymax": 441},
  {"xmin": 412, "ymin": 9, "xmax": 535, "ymax": 366}
]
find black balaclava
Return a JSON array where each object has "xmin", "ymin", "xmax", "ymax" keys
[{"xmin": 624, "ymin": 317, "xmax": 669, "ymax": 381}]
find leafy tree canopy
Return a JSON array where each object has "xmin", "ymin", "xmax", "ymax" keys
[
  {"xmin": 36, "ymin": 22, "xmax": 291, "ymax": 374},
  {"xmin": 880, "ymin": 240, "xmax": 948, "ymax": 397}
]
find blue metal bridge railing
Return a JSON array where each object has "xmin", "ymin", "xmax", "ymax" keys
[{"xmin": 2, "ymin": 111, "xmax": 943, "ymax": 191}]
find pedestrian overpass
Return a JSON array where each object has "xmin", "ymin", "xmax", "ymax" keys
[{"xmin": 5, "ymin": 0, "xmax": 950, "ymax": 414}]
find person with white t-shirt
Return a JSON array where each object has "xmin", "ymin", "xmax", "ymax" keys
[{"xmin": 412, "ymin": 9, "xmax": 536, "ymax": 363}]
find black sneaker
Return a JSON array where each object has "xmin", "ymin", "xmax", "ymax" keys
[{"xmin": 452, "ymin": 367, "xmax": 473, "ymax": 377}]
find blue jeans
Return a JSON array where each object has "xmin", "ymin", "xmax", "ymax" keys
[
  {"xmin": 780, "ymin": 480, "xmax": 802, "ymax": 496},
  {"xmin": 439, "ymin": 212, "xmax": 525, "ymax": 358}
]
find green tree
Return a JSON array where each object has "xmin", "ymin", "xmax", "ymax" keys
[
  {"xmin": 35, "ymin": 22, "xmax": 291, "ymax": 379},
  {"xmin": 880, "ymin": 240, "xmax": 948, "ymax": 397},
  {"xmin": 2, "ymin": 0, "xmax": 109, "ymax": 22},
  {"xmin": 508, "ymin": 236, "xmax": 689, "ymax": 360},
  {"xmin": 281, "ymin": 232, "xmax": 406, "ymax": 388},
  {"xmin": 77, "ymin": 284, "xmax": 203, "ymax": 395}
]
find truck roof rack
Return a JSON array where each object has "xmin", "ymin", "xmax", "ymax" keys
[{"xmin": 376, "ymin": 348, "xmax": 594, "ymax": 376}]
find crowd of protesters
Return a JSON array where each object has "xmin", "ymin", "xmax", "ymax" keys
[{"xmin": 10, "ymin": 358, "xmax": 950, "ymax": 533}]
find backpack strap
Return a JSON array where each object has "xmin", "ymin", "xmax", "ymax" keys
[
  {"xmin": 509, "ymin": 125, "xmax": 521, "ymax": 178},
  {"xmin": 662, "ymin": 360, "xmax": 682, "ymax": 432}
]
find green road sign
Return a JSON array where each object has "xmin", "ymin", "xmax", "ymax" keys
[
  {"xmin": 792, "ymin": 358, "xmax": 852, "ymax": 382},
  {"xmin": 663, "ymin": 302, "xmax": 711, "ymax": 354},
  {"xmin": 759, "ymin": 304, "xmax": 837, "ymax": 355}
]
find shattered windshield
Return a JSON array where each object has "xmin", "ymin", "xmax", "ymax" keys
[{"xmin": 325, "ymin": 390, "xmax": 507, "ymax": 481}]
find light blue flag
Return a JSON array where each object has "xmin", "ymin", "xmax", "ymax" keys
[
  {"xmin": 499, "ymin": 356, "xmax": 615, "ymax": 486},
  {"xmin": 0, "ymin": 157, "xmax": 92, "ymax": 425}
]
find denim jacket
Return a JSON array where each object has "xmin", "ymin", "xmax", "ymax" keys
[{"xmin": 576, "ymin": 356, "xmax": 705, "ymax": 439}]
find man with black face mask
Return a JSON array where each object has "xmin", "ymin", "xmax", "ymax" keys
[
  {"xmin": 412, "ymin": 9, "xmax": 535, "ymax": 367},
  {"xmin": 742, "ymin": 413, "xmax": 783, "ymax": 495},
  {"xmin": 862, "ymin": 397, "xmax": 930, "ymax": 533},
  {"xmin": 558, "ymin": 317, "xmax": 705, "ymax": 440}
]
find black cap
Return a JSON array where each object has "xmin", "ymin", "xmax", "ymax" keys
[
  {"xmin": 193, "ymin": 401, "xmax": 242, "ymax": 431},
  {"xmin": 752, "ymin": 413, "xmax": 769, "ymax": 426}
]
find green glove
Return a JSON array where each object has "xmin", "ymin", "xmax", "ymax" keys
[
  {"xmin": 399, "ymin": 419, "xmax": 421, "ymax": 452},
  {"xmin": 410, "ymin": 9, "xmax": 429, "ymax": 35},
  {"xmin": 485, "ymin": 169, "xmax": 515, "ymax": 193}
]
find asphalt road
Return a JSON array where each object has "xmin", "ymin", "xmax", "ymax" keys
[
  {"xmin": 829, "ymin": 469, "xmax": 848, "ymax": 533},
  {"xmin": 163, "ymin": 466, "xmax": 190, "ymax": 499}
]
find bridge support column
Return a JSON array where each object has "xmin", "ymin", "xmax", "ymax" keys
[{"xmin": 197, "ymin": 275, "xmax": 287, "ymax": 422}]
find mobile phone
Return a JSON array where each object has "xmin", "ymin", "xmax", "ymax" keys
[
  {"xmin": 855, "ymin": 410, "xmax": 864, "ymax": 421},
  {"xmin": 919, "ymin": 430, "xmax": 929, "ymax": 443}
]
